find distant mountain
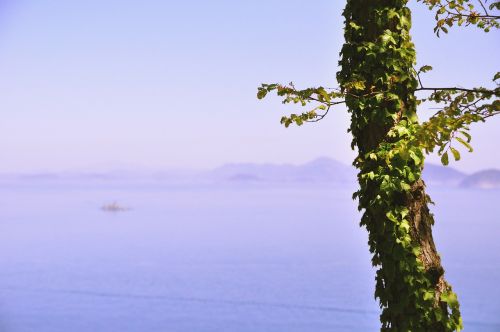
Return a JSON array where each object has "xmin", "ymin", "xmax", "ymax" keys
[
  {"xmin": 422, "ymin": 163, "xmax": 466, "ymax": 186},
  {"xmin": 460, "ymin": 170, "xmax": 500, "ymax": 189},
  {"xmin": 206, "ymin": 157, "xmax": 355, "ymax": 185},
  {"xmin": 208, "ymin": 158, "xmax": 500, "ymax": 189}
]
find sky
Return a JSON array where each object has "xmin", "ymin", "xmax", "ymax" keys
[{"xmin": 0, "ymin": 0, "xmax": 498, "ymax": 173}]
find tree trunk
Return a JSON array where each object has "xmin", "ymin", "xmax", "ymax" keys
[{"xmin": 337, "ymin": 0, "xmax": 462, "ymax": 330}]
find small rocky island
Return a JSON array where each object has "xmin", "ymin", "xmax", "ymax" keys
[{"xmin": 101, "ymin": 202, "xmax": 130, "ymax": 212}]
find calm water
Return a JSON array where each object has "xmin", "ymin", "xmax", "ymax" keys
[{"xmin": 0, "ymin": 183, "xmax": 498, "ymax": 331}]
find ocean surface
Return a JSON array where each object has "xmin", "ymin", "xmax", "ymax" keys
[{"xmin": 0, "ymin": 183, "xmax": 499, "ymax": 331}]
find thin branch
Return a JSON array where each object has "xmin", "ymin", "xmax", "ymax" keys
[
  {"xmin": 416, "ymin": 72, "xmax": 424, "ymax": 90},
  {"xmin": 415, "ymin": 87, "xmax": 492, "ymax": 93},
  {"xmin": 447, "ymin": 13, "xmax": 500, "ymax": 19},
  {"xmin": 306, "ymin": 105, "xmax": 332, "ymax": 123},
  {"xmin": 478, "ymin": 0, "xmax": 490, "ymax": 16}
]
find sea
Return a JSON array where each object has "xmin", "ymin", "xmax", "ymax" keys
[{"xmin": 0, "ymin": 182, "xmax": 499, "ymax": 331}]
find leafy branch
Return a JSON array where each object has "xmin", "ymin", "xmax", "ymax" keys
[
  {"xmin": 414, "ymin": 67, "xmax": 500, "ymax": 164},
  {"xmin": 257, "ymin": 83, "xmax": 345, "ymax": 127},
  {"xmin": 257, "ymin": 70, "xmax": 499, "ymax": 165},
  {"xmin": 417, "ymin": 0, "xmax": 500, "ymax": 35}
]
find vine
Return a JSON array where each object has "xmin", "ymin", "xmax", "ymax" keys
[{"xmin": 337, "ymin": 1, "xmax": 461, "ymax": 329}]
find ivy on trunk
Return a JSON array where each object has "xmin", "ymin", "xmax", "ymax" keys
[{"xmin": 337, "ymin": 1, "xmax": 461, "ymax": 330}]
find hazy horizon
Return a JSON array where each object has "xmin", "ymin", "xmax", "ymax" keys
[{"xmin": 0, "ymin": 155, "xmax": 498, "ymax": 175}]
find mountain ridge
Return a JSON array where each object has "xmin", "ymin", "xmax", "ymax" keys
[{"xmin": 1, "ymin": 157, "xmax": 499, "ymax": 189}]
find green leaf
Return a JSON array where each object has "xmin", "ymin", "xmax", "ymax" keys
[
  {"xmin": 441, "ymin": 291, "xmax": 459, "ymax": 306},
  {"xmin": 450, "ymin": 147, "xmax": 460, "ymax": 161},
  {"xmin": 349, "ymin": 22, "xmax": 361, "ymax": 31},
  {"xmin": 435, "ymin": 309, "xmax": 443, "ymax": 322},
  {"xmin": 459, "ymin": 131, "xmax": 472, "ymax": 143},
  {"xmin": 466, "ymin": 92, "xmax": 475, "ymax": 102},
  {"xmin": 418, "ymin": 65, "xmax": 433, "ymax": 73},
  {"xmin": 409, "ymin": 151, "xmax": 421, "ymax": 165},
  {"xmin": 456, "ymin": 137, "xmax": 473, "ymax": 152},
  {"xmin": 489, "ymin": 2, "xmax": 500, "ymax": 10},
  {"xmin": 257, "ymin": 89, "xmax": 267, "ymax": 99},
  {"xmin": 441, "ymin": 151, "xmax": 449, "ymax": 165},
  {"xmin": 423, "ymin": 291, "xmax": 434, "ymax": 301}
]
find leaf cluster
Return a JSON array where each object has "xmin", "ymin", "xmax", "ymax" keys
[
  {"xmin": 418, "ymin": 0, "xmax": 500, "ymax": 34},
  {"xmin": 257, "ymin": 83, "xmax": 344, "ymax": 127},
  {"xmin": 416, "ymin": 83, "xmax": 499, "ymax": 164}
]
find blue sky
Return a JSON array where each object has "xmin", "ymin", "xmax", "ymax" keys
[{"xmin": 1, "ymin": 0, "xmax": 498, "ymax": 172}]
